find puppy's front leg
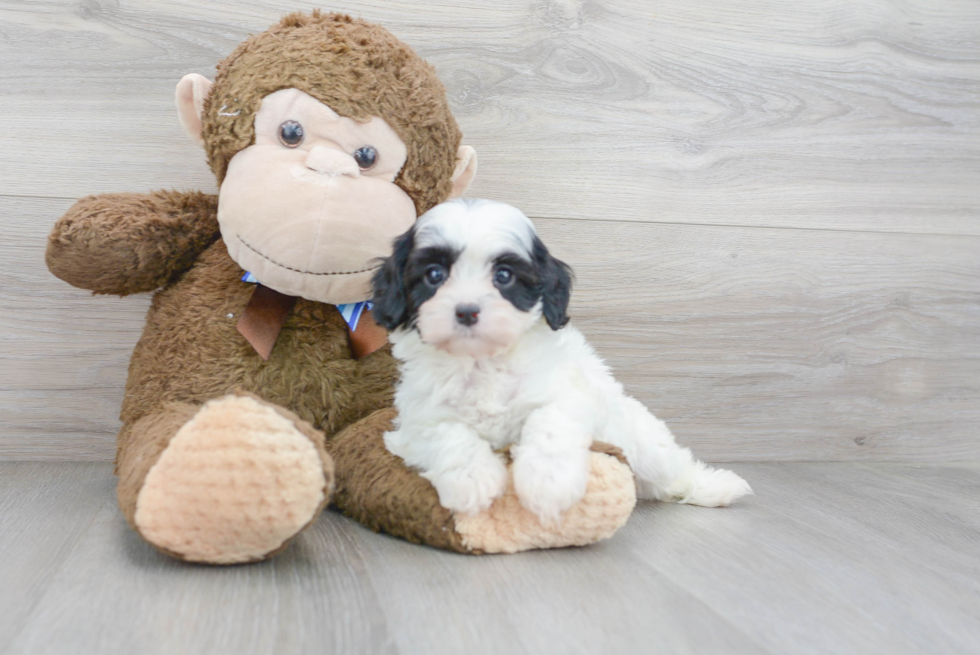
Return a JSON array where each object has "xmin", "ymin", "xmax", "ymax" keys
[
  {"xmin": 512, "ymin": 403, "xmax": 594, "ymax": 525},
  {"xmin": 385, "ymin": 422, "xmax": 507, "ymax": 515}
]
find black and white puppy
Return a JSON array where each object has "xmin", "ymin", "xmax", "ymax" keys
[{"xmin": 372, "ymin": 199, "xmax": 751, "ymax": 523}]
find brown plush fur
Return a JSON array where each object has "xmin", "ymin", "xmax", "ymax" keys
[
  {"xmin": 46, "ymin": 191, "xmax": 219, "ymax": 296},
  {"xmin": 203, "ymin": 11, "xmax": 461, "ymax": 215},
  {"xmin": 117, "ymin": 238, "xmax": 397, "ymax": 432}
]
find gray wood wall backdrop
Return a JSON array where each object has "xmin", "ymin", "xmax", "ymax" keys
[{"xmin": 1, "ymin": 0, "xmax": 978, "ymax": 462}]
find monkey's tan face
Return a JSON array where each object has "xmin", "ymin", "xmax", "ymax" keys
[{"xmin": 218, "ymin": 88, "xmax": 416, "ymax": 304}]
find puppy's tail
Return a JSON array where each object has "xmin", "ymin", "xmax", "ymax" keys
[
  {"xmin": 618, "ymin": 397, "xmax": 753, "ymax": 507},
  {"xmin": 643, "ymin": 456, "xmax": 753, "ymax": 508}
]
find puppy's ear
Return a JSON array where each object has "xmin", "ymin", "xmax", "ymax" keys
[
  {"xmin": 371, "ymin": 227, "xmax": 415, "ymax": 330},
  {"xmin": 533, "ymin": 237, "xmax": 573, "ymax": 330}
]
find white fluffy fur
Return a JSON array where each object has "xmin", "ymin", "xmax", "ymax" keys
[{"xmin": 384, "ymin": 200, "xmax": 752, "ymax": 523}]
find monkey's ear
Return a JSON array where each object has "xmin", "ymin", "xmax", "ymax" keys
[
  {"xmin": 448, "ymin": 146, "xmax": 478, "ymax": 199},
  {"xmin": 175, "ymin": 73, "xmax": 214, "ymax": 147}
]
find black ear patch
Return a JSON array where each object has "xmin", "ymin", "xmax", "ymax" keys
[
  {"xmin": 371, "ymin": 227, "xmax": 460, "ymax": 331},
  {"xmin": 532, "ymin": 236, "xmax": 573, "ymax": 330},
  {"xmin": 494, "ymin": 236, "xmax": 574, "ymax": 330},
  {"xmin": 371, "ymin": 227, "xmax": 416, "ymax": 330}
]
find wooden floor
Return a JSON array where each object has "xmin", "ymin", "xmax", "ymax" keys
[{"xmin": 1, "ymin": 461, "xmax": 978, "ymax": 655}]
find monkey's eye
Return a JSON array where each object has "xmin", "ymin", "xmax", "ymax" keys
[
  {"xmin": 493, "ymin": 266, "xmax": 514, "ymax": 287},
  {"xmin": 424, "ymin": 264, "xmax": 446, "ymax": 287},
  {"xmin": 278, "ymin": 121, "xmax": 304, "ymax": 147},
  {"xmin": 353, "ymin": 146, "xmax": 378, "ymax": 169}
]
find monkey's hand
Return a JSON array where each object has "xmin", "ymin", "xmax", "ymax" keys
[{"xmin": 46, "ymin": 190, "xmax": 219, "ymax": 295}]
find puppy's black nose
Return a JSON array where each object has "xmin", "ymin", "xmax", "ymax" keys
[{"xmin": 455, "ymin": 303, "xmax": 480, "ymax": 326}]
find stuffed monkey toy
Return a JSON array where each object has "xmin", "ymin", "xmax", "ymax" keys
[{"xmin": 46, "ymin": 11, "xmax": 636, "ymax": 564}]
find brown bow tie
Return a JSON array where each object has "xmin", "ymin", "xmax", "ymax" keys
[{"xmin": 236, "ymin": 285, "xmax": 387, "ymax": 361}]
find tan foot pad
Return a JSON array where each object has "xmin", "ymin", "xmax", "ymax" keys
[
  {"xmin": 455, "ymin": 451, "xmax": 637, "ymax": 554},
  {"xmin": 135, "ymin": 395, "xmax": 328, "ymax": 564}
]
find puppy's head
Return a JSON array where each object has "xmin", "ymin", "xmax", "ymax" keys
[{"xmin": 371, "ymin": 199, "xmax": 572, "ymax": 358}]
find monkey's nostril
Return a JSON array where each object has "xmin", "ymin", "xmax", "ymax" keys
[{"xmin": 455, "ymin": 303, "xmax": 480, "ymax": 326}]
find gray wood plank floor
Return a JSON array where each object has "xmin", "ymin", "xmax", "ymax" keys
[{"xmin": 2, "ymin": 462, "xmax": 978, "ymax": 655}]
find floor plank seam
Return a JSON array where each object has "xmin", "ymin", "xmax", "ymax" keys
[
  {"xmin": 0, "ymin": 193, "xmax": 79, "ymax": 201},
  {"xmin": 5, "ymin": 192, "xmax": 977, "ymax": 239},
  {"xmin": 526, "ymin": 213, "xmax": 980, "ymax": 239}
]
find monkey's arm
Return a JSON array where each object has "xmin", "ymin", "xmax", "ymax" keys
[{"xmin": 46, "ymin": 190, "xmax": 220, "ymax": 295}]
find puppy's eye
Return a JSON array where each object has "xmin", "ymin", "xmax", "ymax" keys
[
  {"xmin": 353, "ymin": 146, "xmax": 378, "ymax": 169},
  {"xmin": 493, "ymin": 266, "xmax": 514, "ymax": 287},
  {"xmin": 424, "ymin": 264, "xmax": 446, "ymax": 286},
  {"xmin": 279, "ymin": 121, "xmax": 304, "ymax": 147}
]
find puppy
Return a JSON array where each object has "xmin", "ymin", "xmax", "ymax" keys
[{"xmin": 371, "ymin": 199, "xmax": 751, "ymax": 523}]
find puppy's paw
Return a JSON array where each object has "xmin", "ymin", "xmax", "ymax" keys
[
  {"xmin": 513, "ymin": 449, "xmax": 590, "ymax": 525},
  {"xmin": 424, "ymin": 455, "xmax": 508, "ymax": 515},
  {"xmin": 676, "ymin": 465, "xmax": 753, "ymax": 507}
]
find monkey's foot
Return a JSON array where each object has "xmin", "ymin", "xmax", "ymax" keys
[
  {"xmin": 133, "ymin": 394, "xmax": 333, "ymax": 564},
  {"xmin": 454, "ymin": 445, "xmax": 637, "ymax": 554}
]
